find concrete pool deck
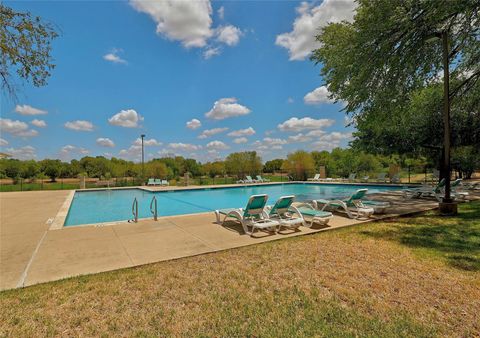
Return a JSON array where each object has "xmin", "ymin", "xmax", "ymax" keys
[{"xmin": 1, "ymin": 187, "xmax": 478, "ymax": 291}]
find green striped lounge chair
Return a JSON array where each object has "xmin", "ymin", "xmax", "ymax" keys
[
  {"xmin": 313, "ymin": 189, "xmax": 388, "ymax": 219},
  {"xmin": 404, "ymin": 179, "xmax": 446, "ymax": 200},
  {"xmin": 215, "ymin": 194, "xmax": 280, "ymax": 237},
  {"xmin": 450, "ymin": 179, "xmax": 469, "ymax": 200},
  {"xmin": 291, "ymin": 203, "xmax": 333, "ymax": 227},
  {"xmin": 265, "ymin": 196, "xmax": 305, "ymax": 231}
]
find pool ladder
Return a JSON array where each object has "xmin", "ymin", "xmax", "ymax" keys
[
  {"xmin": 131, "ymin": 197, "xmax": 139, "ymax": 223},
  {"xmin": 150, "ymin": 196, "xmax": 158, "ymax": 221},
  {"xmin": 131, "ymin": 196, "xmax": 158, "ymax": 223}
]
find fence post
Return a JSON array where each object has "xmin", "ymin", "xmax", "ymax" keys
[
  {"xmin": 408, "ymin": 166, "xmax": 411, "ymax": 183},
  {"xmin": 21, "ymin": 178, "xmax": 23, "ymax": 191},
  {"xmin": 61, "ymin": 178, "xmax": 64, "ymax": 190}
]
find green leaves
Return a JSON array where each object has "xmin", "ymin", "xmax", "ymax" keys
[
  {"xmin": 311, "ymin": 0, "xmax": 480, "ymax": 159},
  {"xmin": 1, "ymin": 4, "xmax": 58, "ymax": 97}
]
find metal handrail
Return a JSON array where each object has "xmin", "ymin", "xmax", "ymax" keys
[
  {"xmin": 150, "ymin": 196, "xmax": 158, "ymax": 221},
  {"xmin": 132, "ymin": 197, "xmax": 138, "ymax": 223}
]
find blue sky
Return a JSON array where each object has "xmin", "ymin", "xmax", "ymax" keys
[{"xmin": 0, "ymin": 0, "xmax": 356, "ymax": 162}]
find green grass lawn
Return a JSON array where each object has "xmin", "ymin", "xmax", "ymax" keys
[{"xmin": 1, "ymin": 202, "xmax": 479, "ymax": 337}]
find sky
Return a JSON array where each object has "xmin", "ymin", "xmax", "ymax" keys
[{"xmin": 0, "ymin": 0, "xmax": 357, "ymax": 163}]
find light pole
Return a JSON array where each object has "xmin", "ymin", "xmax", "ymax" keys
[
  {"xmin": 141, "ymin": 134, "xmax": 145, "ymax": 182},
  {"xmin": 428, "ymin": 30, "xmax": 455, "ymax": 214}
]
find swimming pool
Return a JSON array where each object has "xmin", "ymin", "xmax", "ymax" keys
[{"xmin": 64, "ymin": 183, "xmax": 405, "ymax": 226}]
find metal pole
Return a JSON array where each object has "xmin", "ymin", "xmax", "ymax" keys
[
  {"xmin": 141, "ymin": 134, "xmax": 145, "ymax": 184},
  {"xmin": 442, "ymin": 31, "xmax": 451, "ymax": 203}
]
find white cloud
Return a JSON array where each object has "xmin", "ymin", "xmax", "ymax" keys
[
  {"xmin": 186, "ymin": 118, "xmax": 202, "ymax": 129},
  {"xmin": 119, "ymin": 145, "xmax": 142, "ymax": 160},
  {"xmin": 216, "ymin": 25, "xmax": 242, "ymax": 46},
  {"xmin": 287, "ymin": 97, "xmax": 294, "ymax": 104},
  {"xmin": 108, "ymin": 109, "xmax": 143, "ymax": 128},
  {"xmin": 133, "ymin": 137, "xmax": 161, "ymax": 146},
  {"xmin": 227, "ymin": 127, "xmax": 255, "ymax": 137},
  {"xmin": 206, "ymin": 140, "xmax": 229, "ymax": 150},
  {"xmin": 96, "ymin": 138, "xmax": 115, "ymax": 148},
  {"xmin": 203, "ymin": 46, "xmax": 221, "ymax": 59},
  {"xmin": 205, "ymin": 98, "xmax": 251, "ymax": 120},
  {"xmin": 306, "ymin": 129, "xmax": 326, "ymax": 137},
  {"xmin": 0, "ymin": 138, "xmax": 8, "ymax": 146},
  {"xmin": 311, "ymin": 131, "xmax": 353, "ymax": 150},
  {"xmin": 15, "ymin": 104, "xmax": 47, "ymax": 115},
  {"xmin": 277, "ymin": 117, "xmax": 335, "ymax": 132},
  {"xmin": 198, "ymin": 127, "xmax": 229, "ymax": 139},
  {"xmin": 304, "ymin": 86, "xmax": 334, "ymax": 104},
  {"xmin": 319, "ymin": 131, "xmax": 352, "ymax": 142},
  {"xmin": 168, "ymin": 143, "xmax": 201, "ymax": 152},
  {"xmin": 253, "ymin": 137, "xmax": 287, "ymax": 150},
  {"xmin": 31, "ymin": 119, "xmax": 47, "ymax": 128},
  {"xmin": 130, "ymin": 0, "xmax": 213, "ymax": 48},
  {"xmin": 288, "ymin": 133, "xmax": 312, "ymax": 143},
  {"xmin": 103, "ymin": 49, "xmax": 127, "ymax": 64},
  {"xmin": 233, "ymin": 137, "xmax": 248, "ymax": 144},
  {"xmin": 5, "ymin": 146, "xmax": 36, "ymax": 160},
  {"xmin": 218, "ymin": 6, "xmax": 225, "ymax": 20},
  {"xmin": 0, "ymin": 118, "xmax": 38, "ymax": 137},
  {"xmin": 64, "ymin": 120, "xmax": 94, "ymax": 132},
  {"xmin": 276, "ymin": 0, "xmax": 356, "ymax": 61},
  {"xmin": 60, "ymin": 145, "xmax": 89, "ymax": 159},
  {"xmin": 265, "ymin": 130, "xmax": 274, "ymax": 136}
]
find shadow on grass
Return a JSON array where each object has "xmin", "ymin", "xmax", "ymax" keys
[{"xmin": 360, "ymin": 202, "xmax": 480, "ymax": 271}]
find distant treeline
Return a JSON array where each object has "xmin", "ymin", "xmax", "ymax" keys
[{"xmin": 1, "ymin": 147, "xmax": 478, "ymax": 183}]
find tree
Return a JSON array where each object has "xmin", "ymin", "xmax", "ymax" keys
[
  {"xmin": 40, "ymin": 159, "xmax": 61, "ymax": 182},
  {"xmin": 311, "ymin": 0, "xmax": 480, "ymax": 172},
  {"xmin": 1, "ymin": 4, "xmax": 58, "ymax": 98},
  {"xmin": 282, "ymin": 151, "xmax": 315, "ymax": 181},
  {"xmin": 452, "ymin": 146, "xmax": 480, "ymax": 179},
  {"xmin": 20, "ymin": 160, "xmax": 39, "ymax": 179},
  {"xmin": 263, "ymin": 159, "xmax": 284, "ymax": 173},
  {"xmin": 183, "ymin": 158, "xmax": 202, "ymax": 177},
  {"xmin": 3, "ymin": 159, "xmax": 21, "ymax": 179},
  {"xmin": 203, "ymin": 161, "xmax": 225, "ymax": 178},
  {"xmin": 225, "ymin": 151, "xmax": 262, "ymax": 178},
  {"xmin": 147, "ymin": 161, "xmax": 169, "ymax": 179}
]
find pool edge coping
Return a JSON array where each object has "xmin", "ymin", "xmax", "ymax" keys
[
  {"xmin": 55, "ymin": 182, "xmax": 413, "ymax": 229},
  {"xmin": 50, "ymin": 190, "xmax": 75, "ymax": 230}
]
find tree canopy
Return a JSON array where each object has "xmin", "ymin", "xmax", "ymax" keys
[
  {"xmin": 0, "ymin": 4, "xmax": 58, "ymax": 97},
  {"xmin": 311, "ymin": 0, "xmax": 480, "ymax": 160}
]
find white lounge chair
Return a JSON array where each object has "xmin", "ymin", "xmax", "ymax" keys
[
  {"xmin": 215, "ymin": 194, "xmax": 280, "ymax": 237},
  {"xmin": 450, "ymin": 179, "xmax": 469, "ymax": 200},
  {"xmin": 265, "ymin": 196, "xmax": 305, "ymax": 232},
  {"xmin": 245, "ymin": 175, "xmax": 258, "ymax": 183},
  {"xmin": 345, "ymin": 173, "xmax": 356, "ymax": 182},
  {"xmin": 161, "ymin": 179, "xmax": 169, "ymax": 186},
  {"xmin": 291, "ymin": 203, "xmax": 333, "ymax": 227},
  {"xmin": 376, "ymin": 173, "xmax": 387, "ymax": 182},
  {"xmin": 154, "ymin": 179, "xmax": 162, "ymax": 186},
  {"xmin": 147, "ymin": 178, "xmax": 156, "ymax": 186},
  {"xmin": 390, "ymin": 174, "xmax": 401, "ymax": 183},
  {"xmin": 257, "ymin": 175, "xmax": 270, "ymax": 183},
  {"xmin": 462, "ymin": 181, "xmax": 480, "ymax": 191},
  {"xmin": 313, "ymin": 189, "xmax": 388, "ymax": 219},
  {"xmin": 308, "ymin": 174, "xmax": 320, "ymax": 181},
  {"xmin": 404, "ymin": 179, "xmax": 445, "ymax": 201}
]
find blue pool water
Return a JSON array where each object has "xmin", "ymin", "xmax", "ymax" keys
[{"xmin": 64, "ymin": 183, "xmax": 405, "ymax": 226}]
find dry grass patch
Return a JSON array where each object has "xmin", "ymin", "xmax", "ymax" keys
[{"xmin": 1, "ymin": 202, "xmax": 479, "ymax": 337}]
